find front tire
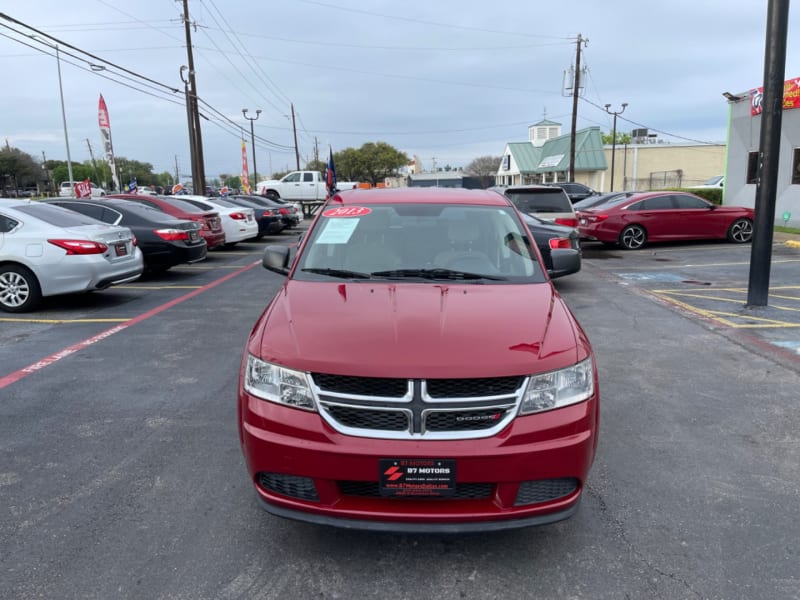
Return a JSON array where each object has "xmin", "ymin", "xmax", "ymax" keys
[
  {"xmin": 0, "ymin": 264, "xmax": 42, "ymax": 312},
  {"xmin": 619, "ymin": 225, "xmax": 647, "ymax": 250},
  {"xmin": 727, "ymin": 218, "xmax": 753, "ymax": 243},
  {"xmin": 265, "ymin": 191, "xmax": 279, "ymax": 201}
]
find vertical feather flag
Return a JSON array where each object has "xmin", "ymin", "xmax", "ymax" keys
[
  {"xmin": 97, "ymin": 95, "xmax": 121, "ymax": 192},
  {"xmin": 241, "ymin": 138, "xmax": 251, "ymax": 195},
  {"xmin": 325, "ymin": 146, "xmax": 337, "ymax": 197}
]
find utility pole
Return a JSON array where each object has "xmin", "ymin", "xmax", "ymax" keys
[
  {"xmin": 242, "ymin": 108, "xmax": 261, "ymax": 187},
  {"xmin": 569, "ymin": 34, "xmax": 587, "ymax": 183},
  {"xmin": 85, "ymin": 138, "xmax": 100, "ymax": 184},
  {"xmin": 604, "ymin": 103, "xmax": 627, "ymax": 192},
  {"xmin": 290, "ymin": 103, "xmax": 300, "ymax": 170},
  {"xmin": 181, "ymin": 0, "xmax": 205, "ymax": 194},
  {"xmin": 179, "ymin": 66, "xmax": 197, "ymax": 189},
  {"xmin": 314, "ymin": 137, "xmax": 319, "ymax": 165},
  {"xmin": 174, "ymin": 155, "xmax": 179, "ymax": 185}
]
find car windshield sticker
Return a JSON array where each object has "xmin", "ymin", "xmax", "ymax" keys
[
  {"xmin": 322, "ymin": 206, "xmax": 371, "ymax": 218},
  {"xmin": 316, "ymin": 217, "xmax": 359, "ymax": 244}
]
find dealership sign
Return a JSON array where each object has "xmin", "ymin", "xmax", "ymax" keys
[{"xmin": 750, "ymin": 77, "xmax": 800, "ymax": 116}]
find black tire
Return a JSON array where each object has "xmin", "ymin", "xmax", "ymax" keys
[
  {"xmin": 619, "ymin": 224, "xmax": 647, "ymax": 250},
  {"xmin": 266, "ymin": 191, "xmax": 279, "ymax": 201},
  {"xmin": 0, "ymin": 264, "xmax": 42, "ymax": 313},
  {"xmin": 727, "ymin": 218, "xmax": 753, "ymax": 243}
]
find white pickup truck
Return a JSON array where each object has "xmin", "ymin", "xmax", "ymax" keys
[{"xmin": 255, "ymin": 171, "xmax": 358, "ymax": 201}]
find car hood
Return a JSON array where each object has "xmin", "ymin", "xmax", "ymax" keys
[{"xmin": 251, "ymin": 280, "xmax": 583, "ymax": 379}]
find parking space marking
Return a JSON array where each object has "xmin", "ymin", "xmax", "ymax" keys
[
  {"xmin": 650, "ymin": 285, "xmax": 800, "ymax": 328},
  {"xmin": 0, "ymin": 260, "xmax": 260, "ymax": 391},
  {"xmin": 0, "ymin": 317, "xmax": 129, "ymax": 324},
  {"xmin": 123, "ymin": 285, "xmax": 203, "ymax": 290}
]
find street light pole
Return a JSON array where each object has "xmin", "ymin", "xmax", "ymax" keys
[
  {"xmin": 53, "ymin": 44, "xmax": 74, "ymax": 194},
  {"xmin": 242, "ymin": 108, "xmax": 261, "ymax": 191},
  {"xmin": 604, "ymin": 102, "xmax": 627, "ymax": 192}
]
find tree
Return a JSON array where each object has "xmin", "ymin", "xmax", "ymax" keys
[
  {"xmin": 465, "ymin": 155, "xmax": 502, "ymax": 189},
  {"xmin": 305, "ymin": 159, "xmax": 325, "ymax": 173},
  {"xmin": 334, "ymin": 142, "xmax": 408, "ymax": 185},
  {"xmin": 0, "ymin": 144, "xmax": 42, "ymax": 196},
  {"xmin": 602, "ymin": 131, "xmax": 632, "ymax": 145}
]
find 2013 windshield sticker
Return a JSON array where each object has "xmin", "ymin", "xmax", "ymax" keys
[
  {"xmin": 315, "ymin": 217, "xmax": 359, "ymax": 244},
  {"xmin": 322, "ymin": 206, "xmax": 371, "ymax": 218}
]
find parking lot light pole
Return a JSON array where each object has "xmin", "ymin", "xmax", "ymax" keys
[
  {"xmin": 604, "ymin": 102, "xmax": 627, "ymax": 192},
  {"xmin": 242, "ymin": 109, "xmax": 261, "ymax": 191}
]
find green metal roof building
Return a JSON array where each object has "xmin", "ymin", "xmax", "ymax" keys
[{"xmin": 496, "ymin": 123, "xmax": 608, "ymax": 189}]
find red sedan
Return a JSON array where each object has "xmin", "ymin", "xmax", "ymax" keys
[
  {"xmin": 577, "ymin": 191, "xmax": 754, "ymax": 250},
  {"xmin": 108, "ymin": 194, "xmax": 226, "ymax": 250}
]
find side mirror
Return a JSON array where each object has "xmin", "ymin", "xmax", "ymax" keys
[{"xmin": 262, "ymin": 245, "xmax": 291, "ymax": 275}]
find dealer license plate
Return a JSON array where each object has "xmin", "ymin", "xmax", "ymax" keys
[
  {"xmin": 379, "ymin": 458, "xmax": 456, "ymax": 497},
  {"xmin": 114, "ymin": 242, "xmax": 128, "ymax": 256}
]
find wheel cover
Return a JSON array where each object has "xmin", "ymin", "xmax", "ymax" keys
[
  {"xmin": 0, "ymin": 271, "xmax": 30, "ymax": 308},
  {"xmin": 731, "ymin": 219, "xmax": 753, "ymax": 242},
  {"xmin": 621, "ymin": 226, "xmax": 645, "ymax": 249}
]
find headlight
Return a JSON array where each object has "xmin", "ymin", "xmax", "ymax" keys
[
  {"xmin": 244, "ymin": 354, "xmax": 316, "ymax": 411},
  {"xmin": 519, "ymin": 358, "xmax": 594, "ymax": 415}
]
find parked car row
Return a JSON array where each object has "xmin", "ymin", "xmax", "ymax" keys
[{"xmin": 0, "ymin": 191, "xmax": 304, "ymax": 312}]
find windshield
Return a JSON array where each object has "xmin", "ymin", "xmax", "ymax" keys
[
  {"xmin": 504, "ymin": 190, "xmax": 572, "ymax": 213},
  {"xmin": 295, "ymin": 203, "xmax": 545, "ymax": 283}
]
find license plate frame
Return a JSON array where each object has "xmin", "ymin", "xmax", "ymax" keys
[
  {"xmin": 114, "ymin": 242, "xmax": 128, "ymax": 257},
  {"xmin": 379, "ymin": 458, "xmax": 456, "ymax": 497}
]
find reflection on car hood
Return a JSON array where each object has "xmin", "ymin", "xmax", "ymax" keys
[{"xmin": 254, "ymin": 280, "xmax": 580, "ymax": 379}]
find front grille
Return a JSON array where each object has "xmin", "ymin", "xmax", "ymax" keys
[
  {"xmin": 312, "ymin": 373, "xmax": 408, "ymax": 397},
  {"xmin": 325, "ymin": 405, "xmax": 408, "ymax": 431},
  {"xmin": 514, "ymin": 478, "xmax": 579, "ymax": 506},
  {"xmin": 425, "ymin": 407, "xmax": 512, "ymax": 431},
  {"xmin": 258, "ymin": 472, "xmax": 319, "ymax": 502},
  {"xmin": 312, "ymin": 374, "xmax": 527, "ymax": 440},
  {"xmin": 426, "ymin": 376, "xmax": 524, "ymax": 398},
  {"xmin": 339, "ymin": 481, "xmax": 493, "ymax": 500}
]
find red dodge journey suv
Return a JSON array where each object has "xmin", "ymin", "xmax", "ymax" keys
[{"xmin": 239, "ymin": 187, "xmax": 599, "ymax": 532}]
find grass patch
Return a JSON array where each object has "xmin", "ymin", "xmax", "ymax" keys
[{"xmin": 775, "ymin": 226, "xmax": 800, "ymax": 235}]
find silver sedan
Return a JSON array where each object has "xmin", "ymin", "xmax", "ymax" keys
[{"xmin": 0, "ymin": 199, "xmax": 144, "ymax": 312}]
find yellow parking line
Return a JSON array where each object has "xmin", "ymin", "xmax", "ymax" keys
[
  {"xmin": 123, "ymin": 285, "xmax": 203, "ymax": 290},
  {"xmin": 173, "ymin": 265, "xmax": 248, "ymax": 270},
  {"xmin": 650, "ymin": 289, "xmax": 800, "ymax": 328}
]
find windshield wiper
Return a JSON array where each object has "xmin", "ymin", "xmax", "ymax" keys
[
  {"xmin": 301, "ymin": 267, "xmax": 371, "ymax": 279},
  {"xmin": 370, "ymin": 268, "xmax": 505, "ymax": 281}
]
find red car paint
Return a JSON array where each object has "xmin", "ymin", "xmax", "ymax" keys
[
  {"xmin": 239, "ymin": 187, "xmax": 599, "ymax": 532},
  {"xmin": 577, "ymin": 191, "xmax": 755, "ymax": 249}
]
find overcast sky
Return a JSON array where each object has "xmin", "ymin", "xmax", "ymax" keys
[{"xmin": 1, "ymin": 0, "xmax": 798, "ymax": 183}]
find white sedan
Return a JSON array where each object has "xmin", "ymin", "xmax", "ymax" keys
[
  {"xmin": 178, "ymin": 195, "xmax": 259, "ymax": 246},
  {"xmin": 0, "ymin": 199, "xmax": 143, "ymax": 312}
]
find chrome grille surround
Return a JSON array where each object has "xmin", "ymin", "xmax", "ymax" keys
[{"xmin": 311, "ymin": 374, "xmax": 527, "ymax": 440}]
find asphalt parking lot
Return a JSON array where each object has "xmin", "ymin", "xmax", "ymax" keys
[{"xmin": 1, "ymin": 229, "xmax": 799, "ymax": 600}]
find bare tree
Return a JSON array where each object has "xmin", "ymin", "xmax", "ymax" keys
[{"xmin": 464, "ymin": 155, "xmax": 501, "ymax": 188}]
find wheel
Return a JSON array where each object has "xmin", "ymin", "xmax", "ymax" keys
[
  {"xmin": 619, "ymin": 225, "xmax": 647, "ymax": 250},
  {"xmin": 266, "ymin": 191, "xmax": 279, "ymax": 201},
  {"xmin": 0, "ymin": 264, "xmax": 42, "ymax": 312},
  {"xmin": 727, "ymin": 218, "xmax": 753, "ymax": 243}
]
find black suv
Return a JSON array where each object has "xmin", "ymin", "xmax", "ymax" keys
[{"xmin": 547, "ymin": 182, "xmax": 596, "ymax": 203}]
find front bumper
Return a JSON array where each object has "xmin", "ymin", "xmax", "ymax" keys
[{"xmin": 240, "ymin": 391, "xmax": 598, "ymax": 532}]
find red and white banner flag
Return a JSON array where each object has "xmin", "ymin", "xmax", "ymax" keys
[
  {"xmin": 241, "ymin": 139, "xmax": 251, "ymax": 195},
  {"xmin": 98, "ymin": 94, "xmax": 121, "ymax": 192},
  {"xmin": 74, "ymin": 179, "xmax": 92, "ymax": 199}
]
